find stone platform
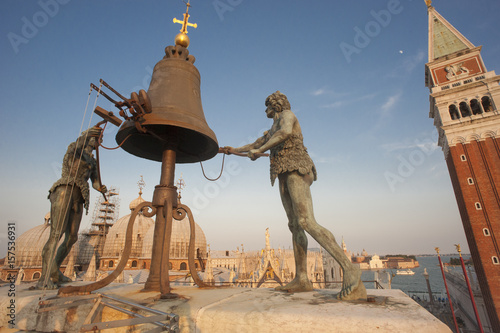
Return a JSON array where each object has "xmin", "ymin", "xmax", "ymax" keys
[{"xmin": 0, "ymin": 282, "xmax": 452, "ymax": 332}]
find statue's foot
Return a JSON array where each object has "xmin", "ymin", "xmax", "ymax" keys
[
  {"xmin": 337, "ymin": 268, "xmax": 367, "ymax": 301},
  {"xmin": 36, "ymin": 277, "xmax": 59, "ymax": 290},
  {"xmin": 275, "ymin": 277, "xmax": 313, "ymax": 292},
  {"xmin": 58, "ymin": 270, "xmax": 72, "ymax": 283}
]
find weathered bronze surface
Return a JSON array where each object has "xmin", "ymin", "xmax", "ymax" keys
[
  {"xmin": 37, "ymin": 127, "xmax": 107, "ymax": 290},
  {"xmin": 115, "ymin": 45, "xmax": 218, "ymax": 163},
  {"xmin": 226, "ymin": 91, "xmax": 367, "ymax": 301}
]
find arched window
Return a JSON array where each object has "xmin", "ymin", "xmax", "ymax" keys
[
  {"xmin": 331, "ymin": 268, "xmax": 334, "ymax": 278},
  {"xmin": 449, "ymin": 104, "xmax": 460, "ymax": 120},
  {"xmin": 470, "ymin": 99, "xmax": 482, "ymax": 115},
  {"xmin": 143, "ymin": 262, "xmax": 147, "ymax": 269},
  {"xmin": 459, "ymin": 102, "xmax": 471, "ymax": 117},
  {"xmin": 169, "ymin": 262, "xmax": 173, "ymax": 270},
  {"xmin": 195, "ymin": 263, "xmax": 199, "ymax": 269},
  {"xmin": 482, "ymin": 96, "xmax": 494, "ymax": 112},
  {"xmin": 180, "ymin": 262, "xmax": 187, "ymax": 270},
  {"xmin": 109, "ymin": 260, "xmax": 114, "ymax": 268},
  {"xmin": 33, "ymin": 272, "xmax": 41, "ymax": 280},
  {"xmin": 131, "ymin": 260, "xmax": 137, "ymax": 268}
]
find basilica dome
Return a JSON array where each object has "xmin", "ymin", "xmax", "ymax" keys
[
  {"xmin": 13, "ymin": 219, "xmax": 53, "ymax": 268},
  {"xmin": 8, "ymin": 214, "xmax": 71, "ymax": 270},
  {"xmin": 142, "ymin": 212, "xmax": 207, "ymax": 260},
  {"xmin": 102, "ymin": 193, "xmax": 154, "ymax": 259}
]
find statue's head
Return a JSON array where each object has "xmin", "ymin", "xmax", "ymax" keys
[
  {"xmin": 265, "ymin": 91, "xmax": 291, "ymax": 114},
  {"xmin": 76, "ymin": 126, "xmax": 103, "ymax": 150}
]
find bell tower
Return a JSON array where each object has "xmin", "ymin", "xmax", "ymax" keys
[{"xmin": 424, "ymin": 2, "xmax": 500, "ymax": 330}]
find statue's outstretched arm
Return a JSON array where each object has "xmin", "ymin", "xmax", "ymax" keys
[
  {"xmin": 224, "ymin": 133, "xmax": 268, "ymax": 155},
  {"xmin": 234, "ymin": 135, "xmax": 267, "ymax": 153},
  {"xmin": 254, "ymin": 111, "xmax": 294, "ymax": 154}
]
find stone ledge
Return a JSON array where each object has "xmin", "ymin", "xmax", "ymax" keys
[{"xmin": 0, "ymin": 283, "xmax": 451, "ymax": 332}]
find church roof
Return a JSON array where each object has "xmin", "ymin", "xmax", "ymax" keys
[
  {"xmin": 9, "ymin": 216, "xmax": 72, "ymax": 268},
  {"xmin": 141, "ymin": 214, "xmax": 207, "ymax": 259},
  {"xmin": 426, "ymin": 4, "xmax": 475, "ymax": 61},
  {"xmin": 102, "ymin": 211, "xmax": 154, "ymax": 258}
]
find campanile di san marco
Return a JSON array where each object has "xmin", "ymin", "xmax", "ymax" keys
[{"xmin": 424, "ymin": 2, "xmax": 500, "ymax": 330}]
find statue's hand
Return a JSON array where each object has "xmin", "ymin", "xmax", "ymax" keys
[
  {"xmin": 222, "ymin": 146, "xmax": 236, "ymax": 155},
  {"xmin": 97, "ymin": 185, "xmax": 107, "ymax": 193},
  {"xmin": 248, "ymin": 149, "xmax": 260, "ymax": 161}
]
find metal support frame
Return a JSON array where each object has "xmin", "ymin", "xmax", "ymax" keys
[{"xmin": 38, "ymin": 293, "xmax": 179, "ymax": 332}]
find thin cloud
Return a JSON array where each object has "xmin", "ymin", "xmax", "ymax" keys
[
  {"xmin": 381, "ymin": 93, "xmax": 400, "ymax": 114},
  {"xmin": 386, "ymin": 50, "xmax": 426, "ymax": 78},
  {"xmin": 380, "ymin": 92, "xmax": 401, "ymax": 117},
  {"xmin": 312, "ymin": 88, "xmax": 326, "ymax": 96},
  {"xmin": 380, "ymin": 139, "xmax": 439, "ymax": 153},
  {"xmin": 319, "ymin": 93, "xmax": 377, "ymax": 109}
]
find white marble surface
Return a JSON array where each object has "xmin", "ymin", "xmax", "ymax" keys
[{"xmin": 0, "ymin": 283, "xmax": 452, "ymax": 332}]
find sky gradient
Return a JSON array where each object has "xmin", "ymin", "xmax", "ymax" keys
[{"xmin": 2, "ymin": 0, "xmax": 500, "ymax": 257}]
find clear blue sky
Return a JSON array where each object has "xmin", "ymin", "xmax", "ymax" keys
[{"xmin": 1, "ymin": 0, "xmax": 499, "ymax": 257}]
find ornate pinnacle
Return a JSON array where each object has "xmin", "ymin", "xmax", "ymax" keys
[
  {"xmin": 137, "ymin": 175, "xmax": 146, "ymax": 195},
  {"xmin": 176, "ymin": 174, "xmax": 186, "ymax": 203},
  {"xmin": 425, "ymin": 0, "xmax": 432, "ymax": 8}
]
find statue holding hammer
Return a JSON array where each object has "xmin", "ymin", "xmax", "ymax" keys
[{"xmin": 37, "ymin": 126, "xmax": 107, "ymax": 289}]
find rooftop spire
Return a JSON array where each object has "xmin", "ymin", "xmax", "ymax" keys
[
  {"xmin": 426, "ymin": 3, "xmax": 475, "ymax": 61},
  {"xmin": 137, "ymin": 175, "xmax": 146, "ymax": 196}
]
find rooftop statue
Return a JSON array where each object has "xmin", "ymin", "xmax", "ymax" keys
[
  {"xmin": 37, "ymin": 126, "xmax": 106, "ymax": 289},
  {"xmin": 225, "ymin": 91, "xmax": 366, "ymax": 300}
]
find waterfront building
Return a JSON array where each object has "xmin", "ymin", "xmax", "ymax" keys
[{"xmin": 424, "ymin": 2, "xmax": 500, "ymax": 330}]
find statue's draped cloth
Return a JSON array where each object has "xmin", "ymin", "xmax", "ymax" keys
[{"xmin": 268, "ymin": 132, "xmax": 317, "ymax": 186}]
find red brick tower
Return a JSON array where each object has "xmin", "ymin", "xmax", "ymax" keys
[{"xmin": 424, "ymin": 2, "xmax": 500, "ymax": 330}]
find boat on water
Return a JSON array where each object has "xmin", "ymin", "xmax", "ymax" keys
[{"xmin": 396, "ymin": 269, "xmax": 415, "ymax": 275}]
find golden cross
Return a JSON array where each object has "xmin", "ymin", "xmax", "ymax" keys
[{"xmin": 173, "ymin": 1, "xmax": 197, "ymax": 34}]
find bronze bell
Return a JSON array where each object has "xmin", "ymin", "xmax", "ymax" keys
[{"xmin": 115, "ymin": 45, "xmax": 218, "ymax": 163}]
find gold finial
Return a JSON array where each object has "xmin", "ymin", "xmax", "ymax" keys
[
  {"xmin": 454, "ymin": 244, "xmax": 462, "ymax": 257},
  {"xmin": 173, "ymin": 0, "xmax": 197, "ymax": 48},
  {"xmin": 435, "ymin": 247, "xmax": 440, "ymax": 255},
  {"xmin": 137, "ymin": 175, "xmax": 146, "ymax": 196},
  {"xmin": 425, "ymin": 0, "xmax": 432, "ymax": 8}
]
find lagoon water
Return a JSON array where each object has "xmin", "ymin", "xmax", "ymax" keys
[{"xmin": 361, "ymin": 255, "xmax": 470, "ymax": 297}]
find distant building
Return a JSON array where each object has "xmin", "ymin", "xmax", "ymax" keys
[
  {"xmin": 369, "ymin": 255, "xmax": 384, "ymax": 269},
  {"xmin": 385, "ymin": 257, "xmax": 419, "ymax": 269},
  {"xmin": 424, "ymin": 2, "xmax": 500, "ymax": 330},
  {"xmin": 204, "ymin": 229, "xmax": 342, "ymax": 289}
]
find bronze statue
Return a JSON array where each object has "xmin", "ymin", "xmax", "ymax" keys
[
  {"xmin": 225, "ymin": 91, "xmax": 366, "ymax": 300},
  {"xmin": 37, "ymin": 126, "xmax": 106, "ymax": 289}
]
